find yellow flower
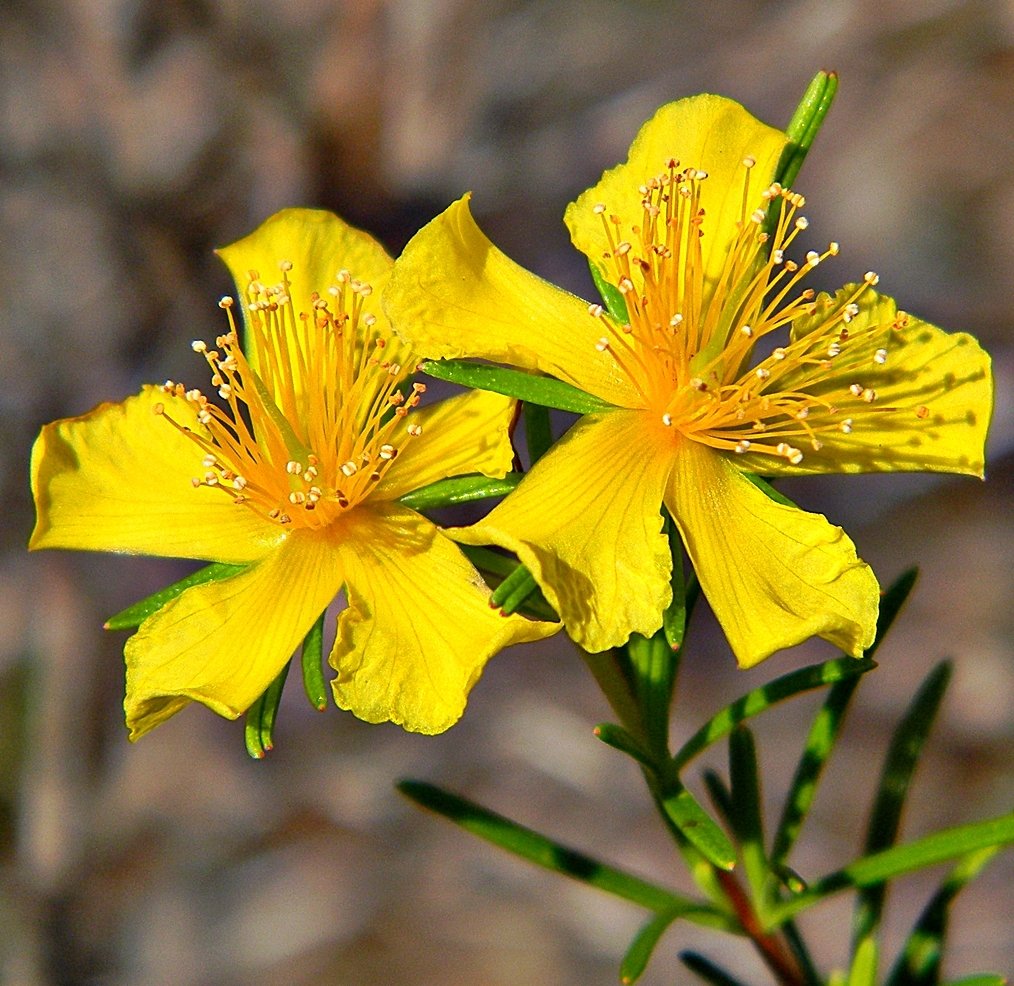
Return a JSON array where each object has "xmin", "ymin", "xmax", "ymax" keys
[
  {"xmin": 31, "ymin": 209, "xmax": 555, "ymax": 738},
  {"xmin": 384, "ymin": 95, "xmax": 993, "ymax": 665}
]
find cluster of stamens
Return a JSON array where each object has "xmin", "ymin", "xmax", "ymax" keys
[
  {"xmin": 154, "ymin": 264, "xmax": 424, "ymax": 528},
  {"xmin": 587, "ymin": 156, "xmax": 912, "ymax": 467}
]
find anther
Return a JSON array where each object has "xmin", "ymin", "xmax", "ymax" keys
[
  {"xmin": 340, "ymin": 461, "xmax": 358, "ymax": 477},
  {"xmin": 864, "ymin": 271, "xmax": 880, "ymax": 285},
  {"xmin": 734, "ymin": 440, "xmax": 751, "ymax": 453},
  {"xmin": 874, "ymin": 348, "xmax": 887, "ymax": 364},
  {"xmin": 861, "ymin": 388, "xmax": 877, "ymax": 403}
]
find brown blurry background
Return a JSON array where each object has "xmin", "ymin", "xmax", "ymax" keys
[{"xmin": 1, "ymin": 1, "xmax": 1011, "ymax": 984}]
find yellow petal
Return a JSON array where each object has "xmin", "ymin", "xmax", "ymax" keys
[
  {"xmin": 215, "ymin": 208, "xmax": 411, "ymax": 384},
  {"xmin": 124, "ymin": 528, "xmax": 343, "ymax": 738},
  {"xmin": 330, "ymin": 503, "xmax": 557, "ymax": 733},
  {"xmin": 30, "ymin": 386, "xmax": 283, "ymax": 562},
  {"xmin": 666, "ymin": 438, "xmax": 879, "ymax": 667},
  {"xmin": 374, "ymin": 389, "xmax": 518, "ymax": 501},
  {"xmin": 566, "ymin": 95, "xmax": 786, "ymax": 292},
  {"xmin": 452, "ymin": 411, "xmax": 674, "ymax": 652},
  {"xmin": 755, "ymin": 286, "xmax": 992, "ymax": 478},
  {"xmin": 384, "ymin": 195, "xmax": 643, "ymax": 408}
]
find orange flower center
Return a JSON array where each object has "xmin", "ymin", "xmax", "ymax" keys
[
  {"xmin": 589, "ymin": 158, "xmax": 906, "ymax": 465},
  {"xmin": 155, "ymin": 264, "xmax": 422, "ymax": 529}
]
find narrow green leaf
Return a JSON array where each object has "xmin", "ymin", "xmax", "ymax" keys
[
  {"xmin": 772, "ymin": 569, "xmax": 919, "ymax": 866},
  {"xmin": 782, "ymin": 919, "xmax": 824, "ymax": 986},
  {"xmin": 626, "ymin": 630, "xmax": 677, "ymax": 758},
  {"xmin": 420, "ymin": 359, "xmax": 615, "ymax": 414},
  {"xmin": 620, "ymin": 911, "xmax": 680, "ymax": 984},
  {"xmin": 105, "ymin": 561, "xmax": 246, "ymax": 630},
  {"xmin": 673, "ymin": 657, "xmax": 876, "ymax": 771},
  {"xmin": 300, "ymin": 611, "xmax": 328, "ymax": 711},
  {"xmin": 589, "ymin": 261, "xmax": 629, "ymax": 322},
  {"xmin": 885, "ymin": 847, "xmax": 1001, "ymax": 986},
  {"xmin": 853, "ymin": 661, "xmax": 953, "ymax": 951},
  {"xmin": 398, "ymin": 780, "xmax": 731, "ymax": 928},
  {"xmin": 398, "ymin": 472, "xmax": 522, "ymax": 510},
  {"xmin": 728, "ymin": 726, "xmax": 769, "ymax": 904},
  {"xmin": 244, "ymin": 660, "xmax": 290, "ymax": 759},
  {"xmin": 661, "ymin": 784, "xmax": 737, "ymax": 871},
  {"xmin": 662, "ymin": 516, "xmax": 689, "ymax": 653},
  {"xmin": 775, "ymin": 71, "xmax": 839, "ymax": 191},
  {"xmin": 523, "ymin": 402, "xmax": 553, "ymax": 465},
  {"xmin": 702, "ymin": 769, "xmax": 735, "ymax": 830},
  {"xmin": 679, "ymin": 951, "xmax": 750, "ymax": 986},
  {"xmin": 457, "ymin": 546, "xmax": 557, "ymax": 622},
  {"xmin": 594, "ymin": 722, "xmax": 653, "ymax": 769},
  {"xmin": 768, "ymin": 812, "xmax": 1014, "ymax": 926},
  {"xmin": 941, "ymin": 977, "xmax": 1006, "ymax": 986},
  {"xmin": 848, "ymin": 936, "xmax": 878, "ymax": 986},
  {"xmin": 489, "ymin": 563, "xmax": 539, "ymax": 615}
]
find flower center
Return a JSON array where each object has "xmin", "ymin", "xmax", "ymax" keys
[
  {"xmin": 155, "ymin": 264, "xmax": 423, "ymax": 529},
  {"xmin": 588, "ymin": 158, "xmax": 900, "ymax": 466}
]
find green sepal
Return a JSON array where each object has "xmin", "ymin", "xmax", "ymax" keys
[
  {"xmin": 620, "ymin": 910, "xmax": 681, "ymax": 984},
  {"xmin": 660, "ymin": 783, "xmax": 737, "ymax": 871},
  {"xmin": 244, "ymin": 659, "xmax": 290, "ymax": 759},
  {"xmin": 941, "ymin": 977, "xmax": 1007, "ymax": 986},
  {"xmin": 662, "ymin": 514, "xmax": 695, "ymax": 653},
  {"xmin": 397, "ymin": 780, "xmax": 732, "ymax": 928},
  {"xmin": 489, "ymin": 562, "xmax": 539, "ymax": 614},
  {"xmin": 523, "ymin": 402, "xmax": 553, "ymax": 465},
  {"xmin": 456, "ymin": 546, "xmax": 557, "ymax": 622},
  {"xmin": 768, "ymin": 812, "xmax": 1014, "ymax": 927},
  {"xmin": 673, "ymin": 656, "xmax": 876, "ymax": 771},
  {"xmin": 885, "ymin": 846, "xmax": 1001, "ymax": 986},
  {"xmin": 300, "ymin": 610, "xmax": 328, "ymax": 711},
  {"xmin": 625, "ymin": 629, "xmax": 678, "ymax": 758},
  {"xmin": 420, "ymin": 359, "xmax": 615, "ymax": 414},
  {"xmin": 852, "ymin": 661, "xmax": 953, "ymax": 952},
  {"xmin": 589, "ymin": 261, "xmax": 629, "ymax": 323},
  {"xmin": 398, "ymin": 472, "xmax": 522, "ymax": 511},
  {"xmin": 742, "ymin": 472, "xmax": 798, "ymax": 507},
  {"xmin": 679, "ymin": 951, "xmax": 750, "ymax": 986},
  {"xmin": 105, "ymin": 561, "xmax": 246, "ymax": 630},
  {"xmin": 847, "ymin": 936, "xmax": 878, "ymax": 986},
  {"xmin": 774, "ymin": 71, "xmax": 839, "ymax": 192}
]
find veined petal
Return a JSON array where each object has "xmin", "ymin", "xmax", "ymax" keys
[
  {"xmin": 330, "ymin": 503, "xmax": 557, "ymax": 733},
  {"xmin": 752, "ymin": 286, "xmax": 992, "ymax": 478},
  {"xmin": 216, "ymin": 208, "xmax": 411, "ymax": 387},
  {"xmin": 374, "ymin": 389, "xmax": 518, "ymax": 501},
  {"xmin": 384, "ymin": 195, "xmax": 643, "ymax": 408},
  {"xmin": 452, "ymin": 411, "xmax": 674, "ymax": 652},
  {"xmin": 30, "ymin": 386, "xmax": 282, "ymax": 562},
  {"xmin": 666, "ymin": 438, "xmax": 879, "ymax": 667},
  {"xmin": 566, "ymin": 95, "xmax": 786, "ymax": 291},
  {"xmin": 124, "ymin": 528, "xmax": 344, "ymax": 738}
]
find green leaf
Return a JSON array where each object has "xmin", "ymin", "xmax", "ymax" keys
[
  {"xmin": 662, "ymin": 516, "xmax": 690, "ymax": 653},
  {"xmin": 673, "ymin": 656, "xmax": 876, "ymax": 771},
  {"xmin": 728, "ymin": 726, "xmax": 769, "ymax": 905},
  {"xmin": 589, "ymin": 261, "xmax": 629, "ymax": 322},
  {"xmin": 594, "ymin": 722, "xmax": 653, "ymax": 769},
  {"xmin": 661, "ymin": 784, "xmax": 737, "ymax": 871},
  {"xmin": 702, "ymin": 769, "xmax": 735, "ymax": 830},
  {"xmin": 620, "ymin": 911, "xmax": 680, "ymax": 984},
  {"xmin": 848, "ymin": 936, "xmax": 878, "ymax": 986},
  {"xmin": 489, "ymin": 562, "xmax": 540, "ymax": 615},
  {"xmin": 626, "ymin": 630, "xmax": 678, "ymax": 758},
  {"xmin": 523, "ymin": 402, "xmax": 553, "ymax": 465},
  {"xmin": 420, "ymin": 359, "xmax": 615, "ymax": 414},
  {"xmin": 885, "ymin": 846, "xmax": 1001, "ymax": 986},
  {"xmin": 768, "ymin": 812, "xmax": 1014, "ymax": 927},
  {"xmin": 398, "ymin": 472, "xmax": 522, "ymax": 510},
  {"xmin": 852, "ymin": 661, "xmax": 953, "ymax": 951},
  {"xmin": 397, "ymin": 780, "xmax": 732, "ymax": 928},
  {"xmin": 775, "ymin": 70, "xmax": 839, "ymax": 191},
  {"xmin": 244, "ymin": 659, "xmax": 290, "ymax": 759},
  {"xmin": 457, "ymin": 546, "xmax": 557, "ymax": 622},
  {"xmin": 679, "ymin": 951, "xmax": 750, "ymax": 986},
  {"xmin": 771, "ymin": 568, "xmax": 920, "ymax": 866},
  {"xmin": 105, "ymin": 561, "xmax": 246, "ymax": 630},
  {"xmin": 300, "ymin": 611, "xmax": 328, "ymax": 711},
  {"xmin": 941, "ymin": 977, "xmax": 1007, "ymax": 986}
]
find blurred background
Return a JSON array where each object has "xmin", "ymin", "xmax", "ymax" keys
[{"xmin": 1, "ymin": 0, "xmax": 1011, "ymax": 983}]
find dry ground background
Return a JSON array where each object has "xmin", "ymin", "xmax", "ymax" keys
[{"xmin": 1, "ymin": 1, "xmax": 1011, "ymax": 983}]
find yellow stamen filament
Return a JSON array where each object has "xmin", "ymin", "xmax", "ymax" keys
[
  {"xmin": 589, "ymin": 159, "xmax": 911, "ymax": 465},
  {"xmin": 155, "ymin": 264, "xmax": 420, "ymax": 528}
]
